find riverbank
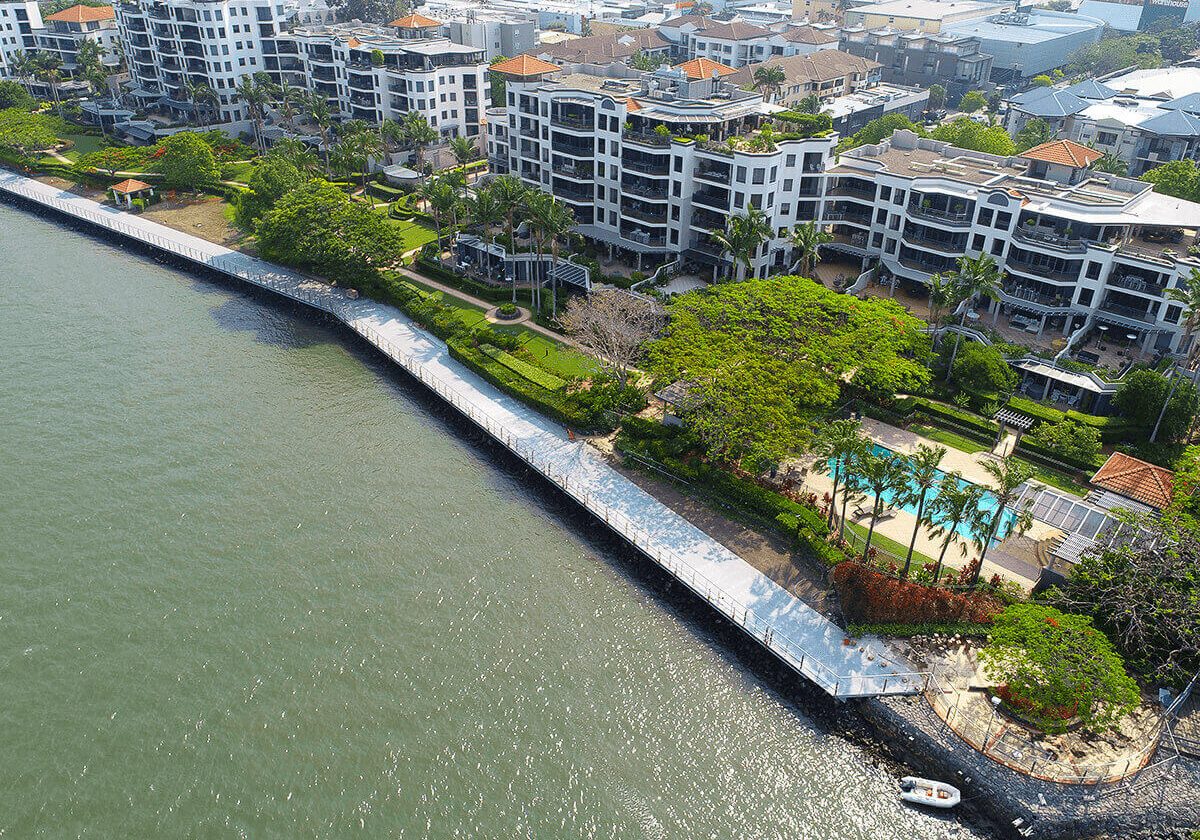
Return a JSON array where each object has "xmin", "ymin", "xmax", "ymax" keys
[{"xmin": 3, "ymin": 171, "xmax": 1197, "ymax": 839}]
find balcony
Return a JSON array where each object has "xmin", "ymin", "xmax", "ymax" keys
[
  {"xmin": 1007, "ymin": 259, "xmax": 1080, "ymax": 284},
  {"xmin": 902, "ymin": 228, "xmax": 967, "ymax": 255},
  {"xmin": 693, "ymin": 188, "xmax": 729, "ymax": 211},
  {"xmin": 621, "ymin": 201, "xmax": 667, "ymax": 224},
  {"xmin": 1099, "ymin": 297, "xmax": 1157, "ymax": 324},
  {"xmin": 622, "ymin": 228, "xmax": 667, "ymax": 248},
  {"xmin": 623, "ymin": 157, "xmax": 669, "ymax": 176},
  {"xmin": 621, "ymin": 180, "xmax": 667, "ymax": 200},
  {"xmin": 695, "ymin": 163, "xmax": 731, "ymax": 184},
  {"xmin": 1013, "ymin": 226, "xmax": 1088, "ymax": 253},
  {"xmin": 551, "ymin": 137, "xmax": 592, "ymax": 158},
  {"xmin": 557, "ymin": 162, "xmax": 593, "ymax": 181},
  {"xmin": 691, "ymin": 207, "xmax": 726, "ymax": 231},
  {"xmin": 827, "ymin": 180, "xmax": 876, "ymax": 200},
  {"xmin": 1001, "ymin": 284, "xmax": 1073, "ymax": 312},
  {"xmin": 824, "ymin": 209, "xmax": 871, "ymax": 227},
  {"xmin": 624, "ymin": 131, "xmax": 670, "ymax": 148},
  {"xmin": 1107, "ymin": 273, "xmax": 1166, "ymax": 296},
  {"xmin": 907, "ymin": 202, "xmax": 972, "ymax": 227},
  {"xmin": 554, "ymin": 183, "xmax": 592, "ymax": 203},
  {"xmin": 550, "ymin": 113, "xmax": 592, "ymax": 131}
]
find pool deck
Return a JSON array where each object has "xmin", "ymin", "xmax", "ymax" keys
[{"xmin": 0, "ymin": 171, "xmax": 925, "ymax": 699}]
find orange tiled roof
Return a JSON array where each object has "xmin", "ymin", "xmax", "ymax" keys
[
  {"xmin": 46, "ymin": 4, "xmax": 115, "ymax": 23},
  {"xmin": 388, "ymin": 13, "xmax": 441, "ymax": 28},
  {"xmin": 110, "ymin": 178, "xmax": 152, "ymax": 194},
  {"xmin": 489, "ymin": 54, "xmax": 561, "ymax": 77},
  {"xmin": 346, "ymin": 37, "xmax": 362, "ymax": 48},
  {"xmin": 625, "ymin": 98, "xmax": 643, "ymax": 112},
  {"xmin": 1020, "ymin": 139, "xmax": 1104, "ymax": 168},
  {"xmin": 1090, "ymin": 452, "xmax": 1175, "ymax": 510},
  {"xmin": 674, "ymin": 57, "xmax": 736, "ymax": 80}
]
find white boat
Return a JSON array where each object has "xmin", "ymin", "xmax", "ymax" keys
[{"xmin": 899, "ymin": 776, "xmax": 961, "ymax": 809}]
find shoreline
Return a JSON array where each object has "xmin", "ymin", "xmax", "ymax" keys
[{"xmin": 3, "ymin": 174, "xmax": 1196, "ymax": 839}]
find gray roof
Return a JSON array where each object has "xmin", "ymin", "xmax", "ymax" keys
[
  {"xmin": 1065, "ymin": 78, "xmax": 1116, "ymax": 100},
  {"xmin": 1162, "ymin": 92, "xmax": 1200, "ymax": 114},
  {"xmin": 1009, "ymin": 86, "xmax": 1088, "ymax": 118},
  {"xmin": 1139, "ymin": 108, "xmax": 1200, "ymax": 137}
]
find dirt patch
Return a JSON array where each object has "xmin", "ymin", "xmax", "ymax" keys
[
  {"xmin": 34, "ymin": 176, "xmax": 105, "ymax": 200},
  {"xmin": 605, "ymin": 452, "xmax": 836, "ymax": 614},
  {"xmin": 141, "ymin": 194, "xmax": 254, "ymax": 251}
]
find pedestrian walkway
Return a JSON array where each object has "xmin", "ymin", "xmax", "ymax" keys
[{"xmin": 0, "ymin": 170, "xmax": 926, "ymax": 699}]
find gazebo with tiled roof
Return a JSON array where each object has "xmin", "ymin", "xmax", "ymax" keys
[
  {"xmin": 1090, "ymin": 452, "xmax": 1175, "ymax": 510},
  {"xmin": 488, "ymin": 54, "xmax": 562, "ymax": 80},
  {"xmin": 388, "ymin": 13, "xmax": 441, "ymax": 29},
  {"xmin": 108, "ymin": 178, "xmax": 154, "ymax": 208}
]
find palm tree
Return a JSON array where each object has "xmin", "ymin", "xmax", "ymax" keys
[
  {"xmin": 925, "ymin": 476, "xmax": 984, "ymax": 583},
  {"xmin": 1152, "ymin": 267, "xmax": 1200, "ymax": 441},
  {"xmin": 75, "ymin": 40, "xmax": 106, "ymax": 93},
  {"xmin": 237, "ymin": 75, "xmax": 272, "ymax": 151},
  {"xmin": 711, "ymin": 207, "xmax": 771, "ymax": 282},
  {"xmin": 419, "ymin": 177, "xmax": 459, "ymax": 265},
  {"xmin": 899, "ymin": 444, "xmax": 946, "ymax": 579},
  {"xmin": 305, "ymin": 93, "xmax": 335, "ymax": 174},
  {"xmin": 1091, "ymin": 152, "xmax": 1127, "ymax": 175},
  {"xmin": 11, "ymin": 51, "xmax": 36, "ymax": 96},
  {"xmin": 857, "ymin": 449, "xmax": 905, "ymax": 564},
  {"xmin": 926, "ymin": 272, "xmax": 959, "ymax": 350},
  {"xmin": 812, "ymin": 420, "xmax": 866, "ymax": 532},
  {"xmin": 945, "ymin": 253, "xmax": 1003, "ymax": 375},
  {"xmin": 489, "ymin": 174, "xmax": 528, "ymax": 302},
  {"xmin": 401, "ymin": 111, "xmax": 438, "ymax": 173},
  {"xmin": 752, "ymin": 65, "xmax": 787, "ymax": 104},
  {"xmin": 380, "ymin": 117, "xmax": 405, "ymax": 155},
  {"xmin": 185, "ymin": 79, "xmax": 218, "ymax": 127},
  {"xmin": 527, "ymin": 194, "xmax": 575, "ymax": 316},
  {"xmin": 465, "ymin": 186, "xmax": 504, "ymax": 250},
  {"xmin": 33, "ymin": 51, "xmax": 65, "ymax": 117},
  {"xmin": 449, "ymin": 135, "xmax": 478, "ymax": 198},
  {"xmin": 269, "ymin": 138, "xmax": 320, "ymax": 174},
  {"xmin": 335, "ymin": 119, "xmax": 384, "ymax": 189},
  {"xmin": 524, "ymin": 190, "xmax": 558, "ymax": 311},
  {"xmin": 967, "ymin": 458, "xmax": 1035, "ymax": 587},
  {"xmin": 275, "ymin": 79, "xmax": 305, "ymax": 131},
  {"xmin": 788, "ymin": 221, "xmax": 833, "ymax": 277}
]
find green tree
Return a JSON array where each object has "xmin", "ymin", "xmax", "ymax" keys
[
  {"xmin": 267, "ymin": 137, "xmax": 320, "ymax": 175},
  {"xmin": 630, "ymin": 50, "xmax": 663, "ymax": 71},
  {"xmin": 152, "ymin": 131, "xmax": 219, "ymax": 189},
  {"xmin": 31, "ymin": 51, "xmax": 65, "ymax": 118},
  {"xmin": 1140, "ymin": 159, "xmax": 1200, "ymax": 201},
  {"xmin": 1168, "ymin": 267, "xmax": 1200, "ymax": 370},
  {"xmin": 945, "ymin": 253, "xmax": 1003, "ymax": 374},
  {"xmin": 1014, "ymin": 117, "xmax": 1054, "ymax": 153},
  {"xmin": 752, "ymin": 65, "xmax": 787, "ymax": 103},
  {"xmin": 1025, "ymin": 420, "xmax": 1101, "ymax": 465},
  {"xmin": 838, "ymin": 113, "xmax": 922, "ymax": 152},
  {"xmin": 332, "ymin": 119, "xmax": 384, "ymax": 188},
  {"xmin": 1114, "ymin": 368, "xmax": 1198, "ymax": 441},
  {"xmin": 950, "ymin": 341, "xmax": 1017, "ymax": 398},
  {"xmin": 710, "ymin": 207, "xmax": 771, "ymax": 282},
  {"xmin": 813, "ymin": 420, "xmax": 867, "ymax": 532},
  {"xmin": 926, "ymin": 83, "xmax": 946, "ymax": 112},
  {"xmin": 332, "ymin": 0, "xmax": 400, "ymax": 24},
  {"xmin": 234, "ymin": 155, "xmax": 305, "ymax": 227},
  {"xmin": 256, "ymin": 179, "xmax": 405, "ymax": 283},
  {"xmin": 1091, "ymin": 152, "xmax": 1127, "ymax": 175},
  {"xmin": 796, "ymin": 94, "xmax": 820, "ymax": 114},
  {"xmin": 899, "ymin": 444, "xmax": 947, "ymax": 578},
  {"xmin": 418, "ymin": 176, "xmax": 460, "ymax": 265},
  {"xmin": 857, "ymin": 449, "xmax": 907, "ymax": 563},
  {"xmin": 925, "ymin": 476, "xmax": 985, "ymax": 583},
  {"xmin": 646, "ymin": 277, "xmax": 931, "ymax": 465},
  {"xmin": 236, "ymin": 73, "xmax": 277, "ymax": 151},
  {"xmin": 526, "ymin": 192, "xmax": 575, "ymax": 315},
  {"xmin": 0, "ymin": 107, "xmax": 59, "ymax": 163},
  {"xmin": 1030, "ymin": 74, "xmax": 1053, "ymax": 87},
  {"xmin": 488, "ymin": 173, "xmax": 529, "ymax": 302},
  {"xmin": 1158, "ymin": 26, "xmax": 1197, "ymax": 63},
  {"xmin": 980, "ymin": 604, "xmax": 1140, "ymax": 734},
  {"xmin": 932, "ymin": 117, "xmax": 1016, "ymax": 155},
  {"xmin": 1067, "ymin": 34, "xmax": 1161, "ymax": 77},
  {"xmin": 787, "ymin": 220, "xmax": 832, "ymax": 277},
  {"xmin": 463, "ymin": 185, "xmax": 504, "ymax": 249},
  {"xmin": 488, "ymin": 55, "xmax": 509, "ymax": 104},
  {"xmin": 400, "ymin": 111, "xmax": 438, "ymax": 172},
  {"xmin": 78, "ymin": 145, "xmax": 151, "ymax": 176},
  {"xmin": 967, "ymin": 457, "xmax": 1035, "ymax": 586},
  {"xmin": 304, "ymin": 93, "xmax": 336, "ymax": 174},
  {"xmin": 449, "ymin": 135, "xmax": 478, "ymax": 198},
  {"xmin": 370, "ymin": 48, "xmax": 385, "ymax": 67},
  {"xmin": 926, "ymin": 272, "xmax": 959, "ymax": 349},
  {"xmin": 958, "ymin": 90, "xmax": 987, "ymax": 113}
]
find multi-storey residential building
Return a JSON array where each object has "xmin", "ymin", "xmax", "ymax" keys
[
  {"xmin": 839, "ymin": 27, "xmax": 992, "ymax": 102},
  {"xmin": 1006, "ymin": 68, "xmax": 1200, "ymax": 176},
  {"xmin": 531, "ymin": 28, "xmax": 673, "ymax": 67},
  {"xmin": 486, "ymin": 56, "xmax": 835, "ymax": 273},
  {"xmin": 726, "ymin": 50, "xmax": 882, "ymax": 109},
  {"xmin": 36, "ymin": 4, "xmax": 120, "ymax": 72},
  {"xmin": 114, "ymin": 0, "xmax": 297, "ymax": 122},
  {"xmin": 832, "ymin": 133, "xmax": 1200, "ymax": 360},
  {"xmin": 440, "ymin": 12, "xmax": 536, "ymax": 61},
  {"xmin": 0, "ymin": 0, "xmax": 40, "ymax": 78},
  {"xmin": 843, "ymin": 0, "xmax": 999, "ymax": 33},
  {"xmin": 943, "ymin": 9, "xmax": 1104, "ymax": 82},
  {"xmin": 272, "ymin": 18, "xmax": 489, "ymax": 136}
]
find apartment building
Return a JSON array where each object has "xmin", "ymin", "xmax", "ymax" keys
[
  {"xmin": 114, "ymin": 0, "xmax": 298, "ymax": 122},
  {"xmin": 531, "ymin": 28, "xmax": 673, "ymax": 67},
  {"xmin": 840, "ymin": 26, "xmax": 992, "ymax": 102},
  {"xmin": 1006, "ymin": 68, "xmax": 1200, "ymax": 176},
  {"xmin": 672, "ymin": 17, "xmax": 843, "ymax": 68},
  {"xmin": 486, "ymin": 56, "xmax": 835, "ymax": 274},
  {"xmin": 274, "ymin": 19, "xmax": 489, "ymax": 136},
  {"xmin": 441, "ymin": 12, "xmax": 536, "ymax": 61},
  {"xmin": 0, "ymin": 0, "xmax": 40, "ymax": 78},
  {"xmin": 843, "ymin": 0, "xmax": 1000, "ymax": 33},
  {"xmin": 832, "ymin": 132, "xmax": 1200, "ymax": 358},
  {"xmin": 943, "ymin": 9, "xmax": 1104, "ymax": 82},
  {"xmin": 35, "ymin": 4, "xmax": 120, "ymax": 72},
  {"xmin": 726, "ymin": 50, "xmax": 881, "ymax": 109}
]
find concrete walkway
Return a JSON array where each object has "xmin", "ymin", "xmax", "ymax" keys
[{"xmin": 0, "ymin": 170, "xmax": 924, "ymax": 699}]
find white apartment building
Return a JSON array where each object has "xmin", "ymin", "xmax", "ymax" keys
[
  {"xmin": 0, "ymin": 0, "xmax": 40, "ymax": 78},
  {"xmin": 831, "ymin": 133, "xmax": 1200, "ymax": 358},
  {"xmin": 35, "ymin": 4, "xmax": 120, "ymax": 72},
  {"xmin": 114, "ymin": 0, "xmax": 298, "ymax": 122},
  {"xmin": 273, "ymin": 17, "xmax": 489, "ymax": 136},
  {"xmin": 487, "ymin": 55, "xmax": 834, "ymax": 273},
  {"xmin": 656, "ymin": 14, "xmax": 841, "ymax": 68}
]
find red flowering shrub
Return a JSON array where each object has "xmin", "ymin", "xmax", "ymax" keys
[{"xmin": 831, "ymin": 561, "xmax": 1004, "ymax": 625}]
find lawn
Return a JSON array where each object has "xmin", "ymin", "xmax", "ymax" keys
[
  {"xmin": 59, "ymin": 131, "xmax": 108, "ymax": 159},
  {"xmin": 387, "ymin": 218, "xmax": 438, "ymax": 252},
  {"xmin": 221, "ymin": 160, "xmax": 257, "ymax": 183},
  {"xmin": 843, "ymin": 519, "xmax": 937, "ymax": 569},
  {"xmin": 911, "ymin": 424, "xmax": 991, "ymax": 454}
]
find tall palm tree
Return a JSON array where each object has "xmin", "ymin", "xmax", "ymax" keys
[
  {"xmin": 465, "ymin": 186, "xmax": 504, "ymax": 250},
  {"xmin": 401, "ymin": 111, "xmax": 438, "ymax": 173},
  {"xmin": 1091, "ymin": 152, "xmax": 1127, "ymax": 175},
  {"xmin": 812, "ymin": 419, "xmax": 865, "ymax": 532},
  {"xmin": 274, "ymin": 79, "xmax": 305, "ymax": 131},
  {"xmin": 838, "ymin": 451, "xmax": 867, "ymax": 542},
  {"xmin": 856, "ymin": 449, "xmax": 905, "ymax": 564},
  {"xmin": 419, "ymin": 177, "xmax": 459, "ymax": 265},
  {"xmin": 305, "ymin": 93, "xmax": 335, "ymax": 174},
  {"xmin": 185, "ymin": 79, "xmax": 218, "ymax": 127},
  {"xmin": 449, "ymin": 135, "xmax": 478, "ymax": 197},
  {"xmin": 524, "ymin": 190, "xmax": 558, "ymax": 311},
  {"xmin": 11, "ymin": 51, "xmax": 36, "ymax": 96},
  {"xmin": 899, "ymin": 444, "xmax": 946, "ymax": 579},
  {"xmin": 237, "ymin": 75, "xmax": 272, "ymax": 151},
  {"xmin": 945, "ymin": 253, "xmax": 1003, "ymax": 375},
  {"xmin": 33, "ymin": 51, "xmax": 65, "ymax": 117},
  {"xmin": 926, "ymin": 272, "xmax": 959, "ymax": 350},
  {"xmin": 925, "ymin": 476, "xmax": 984, "ymax": 584},
  {"xmin": 75, "ymin": 39, "xmax": 106, "ymax": 92},
  {"xmin": 380, "ymin": 117, "xmax": 405, "ymax": 155},
  {"xmin": 335, "ymin": 119, "xmax": 384, "ymax": 189},
  {"xmin": 269, "ymin": 137, "xmax": 320, "ymax": 174},
  {"xmin": 752, "ymin": 65, "xmax": 787, "ymax": 103},
  {"xmin": 967, "ymin": 458, "xmax": 1035, "ymax": 587},
  {"xmin": 1152, "ymin": 267, "xmax": 1200, "ymax": 441},
  {"xmin": 527, "ymin": 194, "xmax": 575, "ymax": 316},
  {"xmin": 788, "ymin": 221, "xmax": 833, "ymax": 277},
  {"xmin": 489, "ymin": 174, "xmax": 528, "ymax": 302},
  {"xmin": 711, "ymin": 207, "xmax": 771, "ymax": 282}
]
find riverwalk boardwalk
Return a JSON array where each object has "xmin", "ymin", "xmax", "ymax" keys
[{"xmin": 0, "ymin": 171, "xmax": 924, "ymax": 699}]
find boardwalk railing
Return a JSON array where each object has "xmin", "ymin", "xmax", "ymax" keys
[{"xmin": 0, "ymin": 173, "xmax": 929, "ymax": 699}]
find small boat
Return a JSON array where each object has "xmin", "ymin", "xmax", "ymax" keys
[{"xmin": 899, "ymin": 776, "xmax": 961, "ymax": 809}]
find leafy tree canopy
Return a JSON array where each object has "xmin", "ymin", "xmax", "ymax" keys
[
  {"xmin": 949, "ymin": 341, "xmax": 1017, "ymax": 397},
  {"xmin": 1141, "ymin": 158, "xmax": 1200, "ymax": 203},
  {"xmin": 837, "ymin": 113, "xmax": 923, "ymax": 152},
  {"xmin": 645, "ymin": 276, "xmax": 931, "ymax": 465},
  {"xmin": 331, "ymin": 0, "xmax": 398, "ymax": 24},
  {"xmin": 1015, "ymin": 117, "xmax": 1055, "ymax": 153},
  {"xmin": 931, "ymin": 117, "xmax": 1016, "ymax": 156},
  {"xmin": 980, "ymin": 604, "xmax": 1141, "ymax": 734},
  {"xmin": 957, "ymin": 90, "xmax": 988, "ymax": 113},
  {"xmin": 0, "ymin": 80, "xmax": 35, "ymax": 111},
  {"xmin": 1025, "ymin": 419, "xmax": 1101, "ymax": 465},
  {"xmin": 926, "ymin": 83, "xmax": 946, "ymax": 112},
  {"xmin": 234, "ymin": 155, "xmax": 305, "ymax": 227},
  {"xmin": 1066, "ymin": 32, "xmax": 1162, "ymax": 76},
  {"xmin": 151, "ymin": 131, "xmax": 219, "ymax": 189},
  {"xmin": 0, "ymin": 107, "xmax": 62, "ymax": 160},
  {"xmin": 255, "ymin": 179, "xmax": 405, "ymax": 284},
  {"xmin": 1113, "ymin": 368, "xmax": 1199, "ymax": 440}
]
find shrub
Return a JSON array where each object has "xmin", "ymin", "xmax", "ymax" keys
[
  {"xmin": 480, "ymin": 344, "xmax": 566, "ymax": 390},
  {"xmin": 1024, "ymin": 419, "xmax": 1102, "ymax": 467},
  {"xmin": 950, "ymin": 342, "xmax": 1017, "ymax": 400},
  {"xmin": 831, "ymin": 561, "xmax": 1004, "ymax": 625}
]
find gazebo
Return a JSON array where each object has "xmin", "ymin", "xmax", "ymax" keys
[{"xmin": 109, "ymin": 178, "xmax": 154, "ymax": 208}]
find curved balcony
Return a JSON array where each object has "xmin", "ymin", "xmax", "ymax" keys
[{"xmin": 907, "ymin": 202, "xmax": 972, "ymax": 228}]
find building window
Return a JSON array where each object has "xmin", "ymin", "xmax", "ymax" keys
[
  {"xmin": 1086, "ymin": 261, "xmax": 1101, "ymax": 279},
  {"xmin": 995, "ymin": 211, "xmax": 1012, "ymax": 229},
  {"xmin": 972, "ymin": 233, "xmax": 985, "ymax": 251}
]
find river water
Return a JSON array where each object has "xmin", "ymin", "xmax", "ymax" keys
[{"xmin": 0, "ymin": 203, "xmax": 977, "ymax": 838}]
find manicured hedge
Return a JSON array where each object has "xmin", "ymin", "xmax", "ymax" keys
[
  {"xmin": 412, "ymin": 259, "xmax": 515, "ymax": 304},
  {"xmin": 832, "ymin": 562, "xmax": 1004, "ymax": 625},
  {"xmin": 1014, "ymin": 438, "xmax": 1103, "ymax": 473},
  {"xmin": 480, "ymin": 343, "xmax": 565, "ymax": 390},
  {"xmin": 911, "ymin": 398, "xmax": 1000, "ymax": 437},
  {"xmin": 1006, "ymin": 395, "xmax": 1138, "ymax": 442}
]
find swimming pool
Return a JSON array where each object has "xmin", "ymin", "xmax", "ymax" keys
[{"xmin": 828, "ymin": 444, "xmax": 1018, "ymax": 544}]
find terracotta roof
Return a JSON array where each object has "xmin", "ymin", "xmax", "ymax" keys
[
  {"xmin": 727, "ymin": 50, "xmax": 879, "ymax": 88},
  {"xmin": 660, "ymin": 13, "xmax": 710, "ymax": 28},
  {"xmin": 388, "ymin": 13, "xmax": 441, "ymax": 28},
  {"xmin": 489, "ymin": 54, "xmax": 562, "ymax": 77},
  {"xmin": 674, "ymin": 57, "xmax": 737, "ymax": 80},
  {"xmin": 625, "ymin": 98, "xmax": 643, "ymax": 112},
  {"xmin": 1090, "ymin": 452, "xmax": 1175, "ymax": 510},
  {"xmin": 110, "ymin": 178, "xmax": 152, "ymax": 194},
  {"xmin": 46, "ymin": 4, "xmax": 115, "ymax": 23},
  {"xmin": 346, "ymin": 37, "xmax": 362, "ymax": 48},
  {"xmin": 1020, "ymin": 139, "xmax": 1104, "ymax": 168}
]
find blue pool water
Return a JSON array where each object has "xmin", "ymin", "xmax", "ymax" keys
[{"xmin": 829, "ymin": 445, "xmax": 1018, "ymax": 544}]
